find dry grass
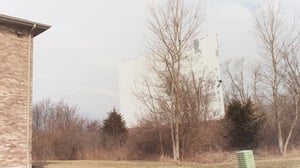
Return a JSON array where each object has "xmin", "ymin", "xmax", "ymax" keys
[
  {"xmin": 39, "ymin": 158, "xmax": 300, "ymax": 168},
  {"xmin": 35, "ymin": 150, "xmax": 300, "ymax": 168},
  {"xmin": 192, "ymin": 151, "xmax": 236, "ymax": 163}
]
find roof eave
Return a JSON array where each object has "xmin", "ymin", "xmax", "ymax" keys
[{"xmin": 0, "ymin": 14, "xmax": 50, "ymax": 37}]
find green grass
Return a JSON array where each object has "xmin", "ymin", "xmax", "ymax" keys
[{"xmin": 39, "ymin": 159, "xmax": 300, "ymax": 168}]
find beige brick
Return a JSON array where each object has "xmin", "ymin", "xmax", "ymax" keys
[
  {"xmin": 0, "ymin": 14, "xmax": 49, "ymax": 168},
  {"xmin": 0, "ymin": 24, "xmax": 32, "ymax": 168}
]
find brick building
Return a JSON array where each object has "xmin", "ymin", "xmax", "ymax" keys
[{"xmin": 0, "ymin": 14, "xmax": 50, "ymax": 168}]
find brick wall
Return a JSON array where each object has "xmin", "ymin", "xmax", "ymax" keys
[{"xmin": 0, "ymin": 24, "xmax": 32, "ymax": 168}]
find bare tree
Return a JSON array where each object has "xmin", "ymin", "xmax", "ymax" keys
[
  {"xmin": 33, "ymin": 99, "xmax": 86, "ymax": 160},
  {"xmin": 251, "ymin": 63, "xmax": 263, "ymax": 104},
  {"xmin": 223, "ymin": 58, "xmax": 265, "ymax": 105},
  {"xmin": 136, "ymin": 0, "xmax": 205, "ymax": 161},
  {"xmin": 255, "ymin": 0, "xmax": 300, "ymax": 155},
  {"xmin": 280, "ymin": 36, "xmax": 300, "ymax": 154},
  {"xmin": 223, "ymin": 58, "xmax": 249, "ymax": 103},
  {"xmin": 32, "ymin": 99, "xmax": 54, "ymax": 161},
  {"xmin": 255, "ymin": 0, "xmax": 284, "ymax": 154}
]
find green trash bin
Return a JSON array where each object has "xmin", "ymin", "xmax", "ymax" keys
[{"xmin": 236, "ymin": 150, "xmax": 256, "ymax": 168}]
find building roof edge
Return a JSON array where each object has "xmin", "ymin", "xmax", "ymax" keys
[{"xmin": 0, "ymin": 14, "xmax": 50, "ymax": 37}]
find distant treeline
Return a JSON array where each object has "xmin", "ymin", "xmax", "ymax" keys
[{"xmin": 32, "ymin": 97, "xmax": 300, "ymax": 161}]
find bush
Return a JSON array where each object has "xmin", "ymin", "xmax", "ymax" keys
[{"xmin": 224, "ymin": 98, "xmax": 265, "ymax": 150}]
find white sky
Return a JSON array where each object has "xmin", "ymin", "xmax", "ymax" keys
[{"xmin": 1, "ymin": 0, "xmax": 299, "ymax": 120}]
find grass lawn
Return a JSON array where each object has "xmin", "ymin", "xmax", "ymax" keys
[{"xmin": 40, "ymin": 158, "xmax": 300, "ymax": 168}]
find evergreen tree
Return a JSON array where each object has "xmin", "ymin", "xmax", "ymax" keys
[
  {"xmin": 225, "ymin": 99, "xmax": 264, "ymax": 149},
  {"xmin": 102, "ymin": 108, "xmax": 128, "ymax": 149}
]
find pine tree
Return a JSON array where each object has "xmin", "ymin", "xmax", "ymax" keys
[
  {"xmin": 102, "ymin": 108, "xmax": 128, "ymax": 149},
  {"xmin": 225, "ymin": 99, "xmax": 264, "ymax": 149}
]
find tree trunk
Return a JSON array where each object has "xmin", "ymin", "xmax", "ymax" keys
[
  {"xmin": 283, "ymin": 97, "xmax": 299, "ymax": 155},
  {"xmin": 277, "ymin": 121, "xmax": 284, "ymax": 155},
  {"xmin": 170, "ymin": 120, "xmax": 176, "ymax": 160},
  {"xmin": 159, "ymin": 126, "xmax": 164, "ymax": 157},
  {"xmin": 175, "ymin": 116, "xmax": 180, "ymax": 161}
]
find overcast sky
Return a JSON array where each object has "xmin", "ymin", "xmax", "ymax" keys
[{"xmin": 1, "ymin": 0, "xmax": 299, "ymax": 120}]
